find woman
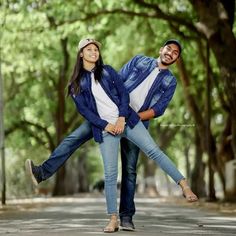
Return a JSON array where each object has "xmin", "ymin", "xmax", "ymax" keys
[{"xmin": 69, "ymin": 38, "xmax": 197, "ymax": 233}]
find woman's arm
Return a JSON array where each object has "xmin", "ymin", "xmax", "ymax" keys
[
  {"xmin": 71, "ymin": 93, "xmax": 108, "ymax": 130},
  {"xmin": 107, "ymin": 66, "xmax": 130, "ymax": 134}
]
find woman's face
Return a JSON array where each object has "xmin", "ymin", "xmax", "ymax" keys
[{"xmin": 80, "ymin": 43, "xmax": 100, "ymax": 64}]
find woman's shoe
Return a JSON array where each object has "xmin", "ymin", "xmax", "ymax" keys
[
  {"xmin": 182, "ymin": 186, "xmax": 198, "ymax": 202},
  {"xmin": 103, "ymin": 214, "xmax": 119, "ymax": 233}
]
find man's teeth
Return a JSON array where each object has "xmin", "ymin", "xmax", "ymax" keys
[{"xmin": 165, "ymin": 55, "xmax": 171, "ymax": 60}]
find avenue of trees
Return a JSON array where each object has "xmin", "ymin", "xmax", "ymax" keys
[{"xmin": 1, "ymin": 0, "xmax": 236, "ymax": 201}]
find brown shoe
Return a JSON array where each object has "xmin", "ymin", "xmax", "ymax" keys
[{"xmin": 103, "ymin": 214, "xmax": 119, "ymax": 233}]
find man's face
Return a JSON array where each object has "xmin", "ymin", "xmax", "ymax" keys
[{"xmin": 159, "ymin": 43, "xmax": 180, "ymax": 66}]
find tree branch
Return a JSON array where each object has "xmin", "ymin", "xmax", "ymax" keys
[
  {"xmin": 196, "ymin": 39, "xmax": 230, "ymax": 112},
  {"xmin": 168, "ymin": 22, "xmax": 199, "ymax": 40},
  {"xmin": 133, "ymin": 0, "xmax": 199, "ymax": 34},
  {"xmin": 5, "ymin": 119, "xmax": 55, "ymax": 151},
  {"xmin": 55, "ymin": 8, "xmax": 198, "ymax": 35}
]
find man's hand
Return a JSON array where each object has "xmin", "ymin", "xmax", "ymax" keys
[
  {"xmin": 105, "ymin": 123, "xmax": 116, "ymax": 135},
  {"xmin": 138, "ymin": 109, "xmax": 155, "ymax": 121},
  {"xmin": 114, "ymin": 117, "xmax": 126, "ymax": 134}
]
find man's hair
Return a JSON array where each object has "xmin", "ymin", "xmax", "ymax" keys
[{"xmin": 163, "ymin": 39, "xmax": 182, "ymax": 56}]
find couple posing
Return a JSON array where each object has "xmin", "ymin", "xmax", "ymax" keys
[{"xmin": 25, "ymin": 38, "xmax": 198, "ymax": 233}]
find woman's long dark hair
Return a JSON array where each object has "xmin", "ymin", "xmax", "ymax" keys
[{"xmin": 67, "ymin": 44, "xmax": 104, "ymax": 96}]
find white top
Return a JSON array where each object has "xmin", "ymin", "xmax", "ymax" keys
[
  {"xmin": 129, "ymin": 67, "xmax": 160, "ymax": 112},
  {"xmin": 91, "ymin": 73, "xmax": 119, "ymax": 125}
]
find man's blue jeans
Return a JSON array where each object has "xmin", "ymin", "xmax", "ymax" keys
[
  {"xmin": 119, "ymin": 138, "xmax": 139, "ymax": 218},
  {"xmin": 99, "ymin": 121, "xmax": 184, "ymax": 214}
]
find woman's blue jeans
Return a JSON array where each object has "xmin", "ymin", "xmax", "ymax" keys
[
  {"xmin": 38, "ymin": 120, "xmax": 184, "ymax": 216},
  {"xmin": 99, "ymin": 121, "xmax": 184, "ymax": 214}
]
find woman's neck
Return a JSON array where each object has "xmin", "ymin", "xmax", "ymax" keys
[{"xmin": 83, "ymin": 61, "xmax": 96, "ymax": 71}]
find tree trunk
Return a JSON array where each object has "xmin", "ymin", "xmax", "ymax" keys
[
  {"xmin": 142, "ymin": 153, "xmax": 159, "ymax": 197},
  {"xmin": 0, "ymin": 56, "xmax": 6, "ymax": 205},
  {"xmin": 177, "ymin": 57, "xmax": 224, "ymax": 199},
  {"xmin": 52, "ymin": 38, "xmax": 70, "ymax": 196},
  {"xmin": 191, "ymin": 129, "xmax": 207, "ymax": 198},
  {"xmin": 191, "ymin": 0, "xmax": 236, "ymax": 158},
  {"xmin": 77, "ymin": 149, "xmax": 90, "ymax": 193}
]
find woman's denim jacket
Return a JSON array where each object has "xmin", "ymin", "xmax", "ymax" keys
[
  {"xmin": 70, "ymin": 65, "xmax": 139, "ymax": 143},
  {"xmin": 119, "ymin": 55, "xmax": 177, "ymax": 127}
]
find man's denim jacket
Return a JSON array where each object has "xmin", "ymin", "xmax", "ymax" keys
[
  {"xmin": 119, "ymin": 55, "xmax": 177, "ymax": 127},
  {"xmin": 70, "ymin": 65, "xmax": 139, "ymax": 143}
]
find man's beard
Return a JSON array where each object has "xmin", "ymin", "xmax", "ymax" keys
[{"xmin": 160, "ymin": 55, "xmax": 177, "ymax": 66}]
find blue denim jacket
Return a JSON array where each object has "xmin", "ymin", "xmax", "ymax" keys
[
  {"xmin": 70, "ymin": 65, "xmax": 139, "ymax": 143},
  {"xmin": 119, "ymin": 55, "xmax": 177, "ymax": 127}
]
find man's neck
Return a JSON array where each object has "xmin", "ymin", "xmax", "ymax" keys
[{"xmin": 157, "ymin": 57, "xmax": 169, "ymax": 70}]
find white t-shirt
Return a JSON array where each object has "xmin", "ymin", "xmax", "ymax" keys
[
  {"xmin": 91, "ymin": 73, "xmax": 119, "ymax": 125},
  {"xmin": 129, "ymin": 67, "xmax": 160, "ymax": 112}
]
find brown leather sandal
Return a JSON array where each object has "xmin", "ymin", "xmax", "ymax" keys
[
  {"xmin": 103, "ymin": 214, "xmax": 119, "ymax": 233},
  {"xmin": 183, "ymin": 186, "xmax": 198, "ymax": 202}
]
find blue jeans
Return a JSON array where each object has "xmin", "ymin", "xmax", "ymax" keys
[
  {"xmin": 99, "ymin": 121, "xmax": 184, "ymax": 214},
  {"xmin": 39, "ymin": 120, "xmax": 139, "ymax": 216},
  {"xmin": 119, "ymin": 138, "xmax": 139, "ymax": 218},
  {"xmin": 39, "ymin": 120, "xmax": 93, "ymax": 180}
]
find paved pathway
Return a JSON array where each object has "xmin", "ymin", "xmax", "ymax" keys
[{"xmin": 0, "ymin": 196, "xmax": 236, "ymax": 236}]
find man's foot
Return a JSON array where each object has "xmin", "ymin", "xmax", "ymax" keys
[
  {"xmin": 182, "ymin": 186, "xmax": 198, "ymax": 202},
  {"xmin": 120, "ymin": 216, "xmax": 135, "ymax": 231},
  {"xmin": 25, "ymin": 159, "xmax": 42, "ymax": 186}
]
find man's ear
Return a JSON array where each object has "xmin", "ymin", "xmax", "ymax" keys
[{"xmin": 159, "ymin": 47, "xmax": 163, "ymax": 54}]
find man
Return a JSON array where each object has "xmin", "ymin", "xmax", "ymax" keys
[{"xmin": 25, "ymin": 39, "xmax": 197, "ymax": 231}]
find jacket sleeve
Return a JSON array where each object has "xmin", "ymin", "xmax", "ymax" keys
[
  {"xmin": 71, "ymin": 93, "xmax": 108, "ymax": 130},
  {"xmin": 118, "ymin": 55, "xmax": 143, "ymax": 82},
  {"xmin": 151, "ymin": 80, "xmax": 177, "ymax": 117},
  {"xmin": 107, "ymin": 65, "xmax": 130, "ymax": 118}
]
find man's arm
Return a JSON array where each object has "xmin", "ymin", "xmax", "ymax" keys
[
  {"xmin": 151, "ymin": 80, "xmax": 177, "ymax": 117},
  {"xmin": 138, "ymin": 77, "xmax": 177, "ymax": 121},
  {"xmin": 71, "ymin": 93, "xmax": 108, "ymax": 130},
  {"xmin": 138, "ymin": 109, "xmax": 155, "ymax": 121},
  {"xmin": 119, "ymin": 55, "xmax": 143, "ymax": 81}
]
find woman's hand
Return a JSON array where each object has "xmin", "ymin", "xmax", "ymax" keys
[
  {"xmin": 105, "ymin": 123, "xmax": 116, "ymax": 135},
  {"xmin": 114, "ymin": 117, "xmax": 126, "ymax": 135}
]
